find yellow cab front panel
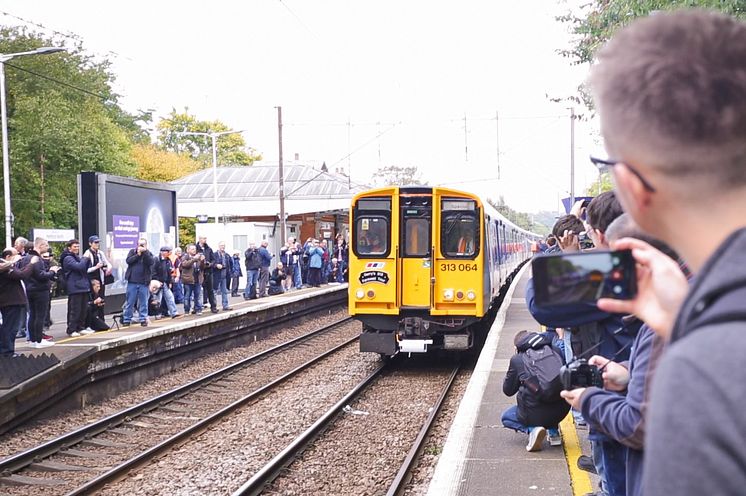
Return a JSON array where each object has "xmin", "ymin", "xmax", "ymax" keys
[
  {"xmin": 348, "ymin": 188, "xmax": 399, "ymax": 315},
  {"xmin": 399, "ymin": 193, "xmax": 433, "ymax": 308},
  {"xmin": 431, "ymin": 188, "xmax": 484, "ymax": 317}
]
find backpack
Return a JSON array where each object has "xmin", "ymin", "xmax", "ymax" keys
[
  {"xmin": 520, "ymin": 337, "xmax": 564, "ymax": 401},
  {"xmin": 56, "ymin": 268, "xmax": 68, "ymax": 293}
]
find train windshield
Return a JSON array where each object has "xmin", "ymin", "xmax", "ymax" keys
[
  {"xmin": 441, "ymin": 199, "xmax": 479, "ymax": 258},
  {"xmin": 355, "ymin": 216, "xmax": 389, "ymax": 256}
]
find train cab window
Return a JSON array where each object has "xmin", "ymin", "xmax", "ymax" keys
[
  {"xmin": 441, "ymin": 198, "xmax": 479, "ymax": 258},
  {"xmin": 356, "ymin": 217, "xmax": 389, "ymax": 256}
]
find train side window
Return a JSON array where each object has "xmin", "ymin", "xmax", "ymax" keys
[
  {"xmin": 356, "ymin": 216, "xmax": 389, "ymax": 256},
  {"xmin": 404, "ymin": 218, "xmax": 430, "ymax": 257}
]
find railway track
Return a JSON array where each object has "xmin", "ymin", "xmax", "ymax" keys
[
  {"xmin": 243, "ymin": 360, "xmax": 463, "ymax": 496},
  {"xmin": 0, "ymin": 316, "xmax": 361, "ymax": 495}
]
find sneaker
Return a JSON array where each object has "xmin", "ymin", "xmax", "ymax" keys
[
  {"xmin": 34, "ymin": 340, "xmax": 54, "ymax": 348},
  {"xmin": 122, "ymin": 322, "xmax": 131, "ymax": 327},
  {"xmin": 526, "ymin": 426, "xmax": 546, "ymax": 452},
  {"xmin": 69, "ymin": 332, "xmax": 81, "ymax": 337},
  {"xmin": 154, "ymin": 315, "xmax": 163, "ymax": 320},
  {"xmin": 223, "ymin": 307, "xmax": 233, "ymax": 311},
  {"xmin": 195, "ymin": 311, "xmax": 203, "ymax": 316},
  {"xmin": 42, "ymin": 333, "xmax": 53, "ymax": 341},
  {"xmin": 80, "ymin": 329, "xmax": 96, "ymax": 335},
  {"xmin": 547, "ymin": 431, "xmax": 562, "ymax": 447},
  {"xmin": 171, "ymin": 313, "xmax": 182, "ymax": 319},
  {"xmin": 210, "ymin": 308, "xmax": 219, "ymax": 314},
  {"xmin": 140, "ymin": 321, "xmax": 149, "ymax": 327},
  {"xmin": 577, "ymin": 455, "xmax": 597, "ymax": 474}
]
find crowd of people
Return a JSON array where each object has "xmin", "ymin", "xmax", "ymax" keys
[
  {"xmin": 0, "ymin": 232, "xmax": 349, "ymax": 356},
  {"xmin": 500, "ymin": 9, "xmax": 746, "ymax": 496}
]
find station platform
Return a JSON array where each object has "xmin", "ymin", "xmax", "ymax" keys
[
  {"xmin": 0, "ymin": 283, "xmax": 347, "ymax": 434},
  {"xmin": 428, "ymin": 266, "xmax": 597, "ymax": 496}
]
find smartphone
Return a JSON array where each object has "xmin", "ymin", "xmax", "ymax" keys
[{"xmin": 531, "ymin": 250, "xmax": 636, "ymax": 306}]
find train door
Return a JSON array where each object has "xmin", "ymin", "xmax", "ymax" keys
[{"xmin": 399, "ymin": 195, "xmax": 432, "ymax": 307}]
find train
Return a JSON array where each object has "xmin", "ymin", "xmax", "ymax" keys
[{"xmin": 348, "ymin": 186, "xmax": 541, "ymax": 357}]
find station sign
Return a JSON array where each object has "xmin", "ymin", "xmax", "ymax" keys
[{"xmin": 32, "ymin": 228, "xmax": 75, "ymax": 242}]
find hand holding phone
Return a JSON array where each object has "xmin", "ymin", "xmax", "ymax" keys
[{"xmin": 532, "ymin": 250, "xmax": 637, "ymax": 307}]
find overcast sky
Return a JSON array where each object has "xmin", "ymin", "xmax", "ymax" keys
[{"xmin": 0, "ymin": 0, "xmax": 602, "ymax": 214}]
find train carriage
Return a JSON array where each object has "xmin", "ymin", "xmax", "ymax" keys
[{"xmin": 349, "ymin": 186, "xmax": 539, "ymax": 356}]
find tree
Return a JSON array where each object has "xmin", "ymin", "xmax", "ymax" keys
[
  {"xmin": 372, "ymin": 165, "xmax": 424, "ymax": 187},
  {"xmin": 156, "ymin": 109, "xmax": 262, "ymax": 167},
  {"xmin": 487, "ymin": 196, "xmax": 549, "ymax": 235},
  {"xmin": 131, "ymin": 144, "xmax": 201, "ymax": 183},
  {"xmin": 0, "ymin": 26, "xmax": 143, "ymax": 240},
  {"xmin": 585, "ymin": 171, "xmax": 614, "ymax": 196},
  {"xmin": 557, "ymin": 1, "xmax": 746, "ymax": 113}
]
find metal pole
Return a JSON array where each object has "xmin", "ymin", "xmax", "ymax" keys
[
  {"xmin": 570, "ymin": 107, "xmax": 576, "ymax": 205},
  {"xmin": 212, "ymin": 133, "xmax": 219, "ymax": 224},
  {"xmin": 1, "ymin": 61, "xmax": 12, "ymax": 247},
  {"xmin": 277, "ymin": 106, "xmax": 286, "ymax": 246},
  {"xmin": 495, "ymin": 110, "xmax": 500, "ymax": 181}
]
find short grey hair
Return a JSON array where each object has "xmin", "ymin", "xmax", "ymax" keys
[{"xmin": 589, "ymin": 10, "xmax": 746, "ymax": 191}]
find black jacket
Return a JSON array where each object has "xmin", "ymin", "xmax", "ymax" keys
[
  {"xmin": 125, "ymin": 248, "xmax": 155, "ymax": 285},
  {"xmin": 503, "ymin": 332, "xmax": 570, "ymax": 428},
  {"xmin": 23, "ymin": 249, "xmax": 57, "ymax": 293},
  {"xmin": 151, "ymin": 256, "xmax": 174, "ymax": 286},
  {"xmin": 643, "ymin": 228, "xmax": 746, "ymax": 496},
  {"xmin": 245, "ymin": 248, "xmax": 261, "ymax": 271},
  {"xmin": 0, "ymin": 260, "xmax": 35, "ymax": 307},
  {"xmin": 196, "ymin": 243, "xmax": 214, "ymax": 271},
  {"xmin": 212, "ymin": 250, "xmax": 232, "ymax": 281}
]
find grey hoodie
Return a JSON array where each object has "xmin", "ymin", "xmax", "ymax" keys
[{"xmin": 643, "ymin": 228, "xmax": 746, "ymax": 495}]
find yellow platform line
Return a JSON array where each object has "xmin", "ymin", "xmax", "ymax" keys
[{"xmin": 560, "ymin": 413, "xmax": 593, "ymax": 495}]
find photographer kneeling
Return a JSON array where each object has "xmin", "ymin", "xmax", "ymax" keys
[{"xmin": 502, "ymin": 330, "xmax": 570, "ymax": 452}]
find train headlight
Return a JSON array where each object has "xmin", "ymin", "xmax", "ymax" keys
[
  {"xmin": 443, "ymin": 289, "xmax": 454, "ymax": 301},
  {"xmin": 367, "ymin": 289, "xmax": 376, "ymax": 299},
  {"xmin": 355, "ymin": 289, "xmax": 365, "ymax": 299},
  {"xmin": 456, "ymin": 290, "xmax": 464, "ymax": 300},
  {"xmin": 467, "ymin": 290, "xmax": 476, "ymax": 301}
]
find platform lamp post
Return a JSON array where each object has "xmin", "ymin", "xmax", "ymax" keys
[
  {"xmin": 176, "ymin": 129, "xmax": 243, "ymax": 224},
  {"xmin": 1, "ymin": 47, "xmax": 66, "ymax": 247}
]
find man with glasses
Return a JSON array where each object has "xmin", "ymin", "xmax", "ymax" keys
[{"xmin": 584, "ymin": 10, "xmax": 746, "ymax": 495}]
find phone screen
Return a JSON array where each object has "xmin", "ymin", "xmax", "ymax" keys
[{"xmin": 531, "ymin": 250, "xmax": 636, "ymax": 306}]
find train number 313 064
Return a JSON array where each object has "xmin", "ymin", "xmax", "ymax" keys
[{"xmin": 440, "ymin": 263, "xmax": 478, "ymax": 272}]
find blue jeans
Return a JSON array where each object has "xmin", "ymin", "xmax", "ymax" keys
[
  {"xmin": 501, "ymin": 405, "xmax": 559, "ymax": 435},
  {"xmin": 0, "ymin": 305, "xmax": 24, "ymax": 356},
  {"xmin": 123, "ymin": 282, "xmax": 150, "ymax": 323},
  {"xmin": 213, "ymin": 277, "xmax": 229, "ymax": 309},
  {"xmin": 292, "ymin": 264, "xmax": 302, "ymax": 288},
  {"xmin": 154, "ymin": 285, "xmax": 178, "ymax": 317},
  {"xmin": 244, "ymin": 269, "xmax": 259, "ymax": 298},
  {"xmin": 172, "ymin": 281, "xmax": 184, "ymax": 304},
  {"xmin": 600, "ymin": 438, "xmax": 627, "ymax": 496},
  {"xmin": 183, "ymin": 283, "xmax": 202, "ymax": 314}
]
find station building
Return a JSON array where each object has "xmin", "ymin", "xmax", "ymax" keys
[{"xmin": 172, "ymin": 162, "xmax": 367, "ymax": 260}]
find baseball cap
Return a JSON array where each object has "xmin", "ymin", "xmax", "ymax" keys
[
  {"xmin": 160, "ymin": 246, "xmax": 173, "ymax": 252},
  {"xmin": 89, "ymin": 235, "xmax": 100, "ymax": 243}
]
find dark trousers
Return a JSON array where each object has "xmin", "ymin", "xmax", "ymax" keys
[
  {"xmin": 27, "ymin": 290, "xmax": 50, "ymax": 343},
  {"xmin": 230, "ymin": 276, "xmax": 240, "ymax": 295},
  {"xmin": 44, "ymin": 291, "xmax": 53, "ymax": 327},
  {"xmin": 0, "ymin": 305, "xmax": 24, "ymax": 356},
  {"xmin": 202, "ymin": 273, "xmax": 217, "ymax": 310},
  {"xmin": 66, "ymin": 293, "xmax": 88, "ymax": 334},
  {"xmin": 258, "ymin": 267, "xmax": 270, "ymax": 297},
  {"xmin": 309, "ymin": 267, "xmax": 322, "ymax": 287}
]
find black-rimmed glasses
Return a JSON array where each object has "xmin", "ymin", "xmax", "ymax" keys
[{"xmin": 590, "ymin": 156, "xmax": 656, "ymax": 193}]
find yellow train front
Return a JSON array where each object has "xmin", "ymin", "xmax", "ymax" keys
[{"xmin": 349, "ymin": 186, "xmax": 535, "ymax": 356}]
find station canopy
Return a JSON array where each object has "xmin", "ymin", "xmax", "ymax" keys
[{"xmin": 172, "ymin": 163, "xmax": 368, "ymax": 219}]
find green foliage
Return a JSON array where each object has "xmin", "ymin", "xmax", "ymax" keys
[
  {"xmin": 585, "ymin": 171, "xmax": 615, "ymax": 196},
  {"xmin": 0, "ymin": 26, "xmax": 143, "ymax": 241},
  {"xmin": 156, "ymin": 109, "xmax": 262, "ymax": 167},
  {"xmin": 373, "ymin": 165, "xmax": 424, "ymax": 187},
  {"xmin": 557, "ymin": 1, "xmax": 746, "ymax": 114},
  {"xmin": 487, "ymin": 197, "xmax": 549, "ymax": 235},
  {"xmin": 178, "ymin": 216, "xmax": 197, "ymax": 248}
]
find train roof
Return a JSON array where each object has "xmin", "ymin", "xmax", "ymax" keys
[{"xmin": 352, "ymin": 186, "xmax": 541, "ymax": 240}]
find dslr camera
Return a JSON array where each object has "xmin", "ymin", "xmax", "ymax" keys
[{"xmin": 559, "ymin": 359, "xmax": 604, "ymax": 389}]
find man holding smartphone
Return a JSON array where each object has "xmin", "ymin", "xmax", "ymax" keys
[
  {"xmin": 123, "ymin": 238, "xmax": 155, "ymax": 327},
  {"xmin": 83, "ymin": 235, "xmax": 112, "ymax": 298},
  {"xmin": 585, "ymin": 10, "xmax": 746, "ymax": 495}
]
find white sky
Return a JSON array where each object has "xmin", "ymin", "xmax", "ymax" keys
[{"xmin": 0, "ymin": 0, "xmax": 603, "ymax": 214}]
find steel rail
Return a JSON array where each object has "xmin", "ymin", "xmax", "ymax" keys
[
  {"xmin": 66, "ymin": 334, "xmax": 360, "ymax": 496},
  {"xmin": 232, "ymin": 363, "xmax": 388, "ymax": 496},
  {"xmin": 0, "ymin": 316, "xmax": 352, "ymax": 476},
  {"xmin": 386, "ymin": 365, "xmax": 461, "ymax": 496}
]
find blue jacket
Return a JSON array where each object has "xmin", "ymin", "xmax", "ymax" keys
[
  {"xmin": 307, "ymin": 246, "xmax": 324, "ymax": 269},
  {"xmin": 644, "ymin": 228, "xmax": 746, "ymax": 496},
  {"xmin": 61, "ymin": 250, "xmax": 92, "ymax": 295},
  {"xmin": 258, "ymin": 246, "xmax": 273, "ymax": 268},
  {"xmin": 212, "ymin": 250, "xmax": 232, "ymax": 281},
  {"xmin": 580, "ymin": 325, "xmax": 663, "ymax": 496},
  {"xmin": 525, "ymin": 277, "xmax": 637, "ymax": 362},
  {"xmin": 230, "ymin": 256, "xmax": 243, "ymax": 277}
]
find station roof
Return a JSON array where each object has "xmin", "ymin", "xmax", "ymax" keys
[{"xmin": 172, "ymin": 162, "xmax": 369, "ymax": 218}]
